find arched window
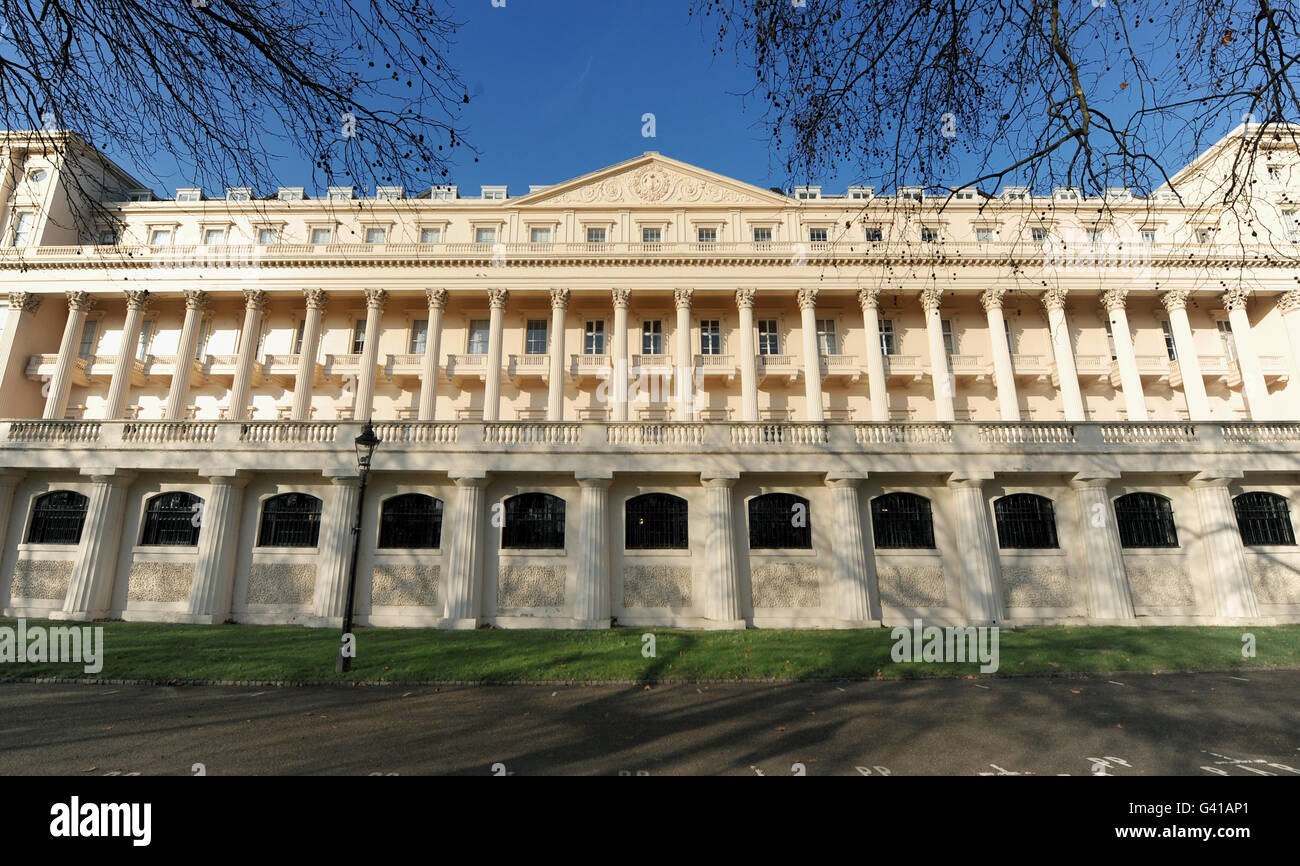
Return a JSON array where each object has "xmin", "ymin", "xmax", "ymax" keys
[
  {"xmin": 871, "ymin": 492, "xmax": 935, "ymax": 549},
  {"xmin": 993, "ymin": 493, "xmax": 1059, "ymax": 549},
  {"xmin": 502, "ymin": 492, "xmax": 566, "ymax": 549},
  {"xmin": 26, "ymin": 490, "xmax": 89, "ymax": 544},
  {"xmin": 747, "ymin": 492, "xmax": 811, "ymax": 549},
  {"xmin": 1114, "ymin": 493, "xmax": 1178, "ymax": 548},
  {"xmin": 625, "ymin": 493, "xmax": 688, "ymax": 549},
  {"xmin": 378, "ymin": 494, "xmax": 443, "ymax": 549},
  {"xmin": 1233, "ymin": 492, "xmax": 1296, "ymax": 546},
  {"xmin": 141, "ymin": 491, "xmax": 203, "ymax": 546},
  {"xmin": 257, "ymin": 493, "xmax": 323, "ymax": 547}
]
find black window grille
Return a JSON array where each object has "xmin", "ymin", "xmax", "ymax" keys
[
  {"xmin": 140, "ymin": 491, "xmax": 203, "ymax": 546},
  {"xmin": 1233, "ymin": 492, "xmax": 1296, "ymax": 546},
  {"xmin": 747, "ymin": 493, "xmax": 812, "ymax": 549},
  {"xmin": 625, "ymin": 493, "xmax": 688, "ymax": 549},
  {"xmin": 502, "ymin": 493, "xmax": 566, "ymax": 549},
  {"xmin": 993, "ymin": 493, "xmax": 1059, "ymax": 549},
  {"xmin": 378, "ymin": 494, "xmax": 443, "ymax": 549},
  {"xmin": 257, "ymin": 493, "xmax": 323, "ymax": 547},
  {"xmin": 1114, "ymin": 493, "xmax": 1179, "ymax": 548},
  {"xmin": 26, "ymin": 490, "xmax": 88, "ymax": 544},
  {"xmin": 871, "ymin": 492, "xmax": 935, "ymax": 549}
]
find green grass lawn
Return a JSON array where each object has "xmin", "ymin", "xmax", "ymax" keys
[{"xmin": 0, "ymin": 618, "xmax": 1296, "ymax": 683}]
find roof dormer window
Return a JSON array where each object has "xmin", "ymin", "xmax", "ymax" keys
[
  {"xmin": 481, "ymin": 186, "xmax": 507, "ymax": 200},
  {"xmin": 226, "ymin": 187, "xmax": 252, "ymax": 202},
  {"xmin": 176, "ymin": 189, "xmax": 203, "ymax": 202}
]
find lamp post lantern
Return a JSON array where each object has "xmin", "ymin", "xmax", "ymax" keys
[{"xmin": 337, "ymin": 420, "xmax": 380, "ymax": 673}]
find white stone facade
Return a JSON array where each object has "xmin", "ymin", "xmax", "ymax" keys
[{"xmin": 1, "ymin": 128, "xmax": 1299, "ymax": 628}]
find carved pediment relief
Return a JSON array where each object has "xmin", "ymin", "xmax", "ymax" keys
[{"xmin": 521, "ymin": 158, "xmax": 789, "ymax": 208}]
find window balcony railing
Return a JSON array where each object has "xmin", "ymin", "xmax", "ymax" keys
[{"xmin": 882, "ymin": 354, "xmax": 925, "ymax": 380}]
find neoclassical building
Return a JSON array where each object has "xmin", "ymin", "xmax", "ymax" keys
[{"xmin": 1, "ymin": 127, "xmax": 1299, "ymax": 630}]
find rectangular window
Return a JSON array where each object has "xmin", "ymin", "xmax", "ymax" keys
[
  {"xmin": 294, "ymin": 320, "xmax": 305, "ymax": 355},
  {"xmin": 468, "ymin": 319, "xmax": 490, "ymax": 354},
  {"xmin": 753, "ymin": 227, "xmax": 772, "ymax": 243},
  {"xmin": 364, "ymin": 227, "xmax": 387, "ymax": 244},
  {"xmin": 584, "ymin": 320, "xmax": 605, "ymax": 355},
  {"xmin": 1217, "ymin": 320, "xmax": 1236, "ymax": 362},
  {"xmin": 351, "ymin": 321, "xmax": 366, "ymax": 354},
  {"xmin": 530, "ymin": 227, "xmax": 552, "ymax": 244},
  {"xmin": 77, "ymin": 320, "xmax": 98, "ymax": 360},
  {"xmin": 975, "ymin": 228, "xmax": 994, "ymax": 243},
  {"xmin": 149, "ymin": 228, "xmax": 172, "ymax": 246},
  {"xmin": 136, "ymin": 321, "xmax": 153, "ymax": 359},
  {"xmin": 816, "ymin": 319, "xmax": 837, "ymax": 355},
  {"xmin": 879, "ymin": 318, "xmax": 896, "ymax": 355},
  {"xmin": 1003, "ymin": 318, "xmax": 1014, "ymax": 353},
  {"xmin": 97, "ymin": 227, "xmax": 117, "ymax": 245},
  {"xmin": 808, "ymin": 228, "xmax": 828, "ymax": 243},
  {"xmin": 525, "ymin": 319, "xmax": 548, "ymax": 355},
  {"xmin": 257, "ymin": 228, "xmax": 278, "ymax": 244},
  {"xmin": 1284, "ymin": 210, "xmax": 1300, "ymax": 243},
  {"xmin": 1160, "ymin": 320, "xmax": 1177, "ymax": 361},
  {"xmin": 642, "ymin": 320, "xmax": 663, "ymax": 355},
  {"xmin": 1141, "ymin": 229, "xmax": 1156, "ymax": 244},
  {"xmin": 195, "ymin": 319, "xmax": 212, "ymax": 360},
  {"xmin": 409, "ymin": 320, "xmax": 428, "ymax": 354},
  {"xmin": 1086, "ymin": 228, "xmax": 1104, "ymax": 243},
  {"xmin": 940, "ymin": 318, "xmax": 955, "ymax": 355},
  {"xmin": 203, "ymin": 228, "xmax": 225, "ymax": 245},
  {"xmin": 696, "ymin": 228, "xmax": 716, "ymax": 243},
  {"xmin": 420, "ymin": 227, "xmax": 442, "ymax": 244},
  {"xmin": 1105, "ymin": 321, "xmax": 1117, "ymax": 360},
  {"xmin": 586, "ymin": 227, "xmax": 606, "ymax": 243},
  {"xmin": 475, "ymin": 227, "xmax": 496, "ymax": 244},
  {"xmin": 920, "ymin": 227, "xmax": 938, "ymax": 243},
  {"xmin": 1031, "ymin": 228, "xmax": 1048, "ymax": 243},
  {"xmin": 699, "ymin": 319, "xmax": 721, "ymax": 355},
  {"xmin": 758, "ymin": 319, "xmax": 779, "ymax": 355},
  {"xmin": 641, "ymin": 227, "xmax": 661, "ymax": 243},
  {"xmin": 1196, "ymin": 229, "xmax": 1213, "ymax": 244},
  {"xmin": 310, "ymin": 228, "xmax": 332, "ymax": 245},
  {"xmin": 864, "ymin": 227, "xmax": 883, "ymax": 242}
]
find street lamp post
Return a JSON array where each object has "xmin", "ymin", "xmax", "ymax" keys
[{"xmin": 337, "ymin": 420, "xmax": 381, "ymax": 673}]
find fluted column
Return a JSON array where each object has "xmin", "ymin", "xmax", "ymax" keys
[
  {"xmin": 227, "ymin": 290, "xmax": 268, "ymax": 421},
  {"xmin": 1042, "ymin": 287, "xmax": 1086, "ymax": 421},
  {"xmin": 0, "ymin": 293, "xmax": 42, "ymax": 389},
  {"xmin": 103, "ymin": 289, "xmax": 150, "ymax": 420},
  {"xmin": 611, "ymin": 288, "xmax": 631, "ymax": 421},
  {"xmin": 673, "ymin": 288, "xmax": 694, "ymax": 419},
  {"xmin": 980, "ymin": 288, "xmax": 1019, "ymax": 421},
  {"xmin": 574, "ymin": 474, "xmax": 612, "ymax": 627},
  {"xmin": 858, "ymin": 288, "xmax": 889, "ymax": 422},
  {"xmin": 43, "ymin": 292, "xmax": 93, "ymax": 419},
  {"xmin": 545, "ymin": 289, "xmax": 570, "ymax": 421},
  {"xmin": 797, "ymin": 288, "xmax": 824, "ymax": 422},
  {"xmin": 0, "ymin": 471, "xmax": 26, "ymax": 567},
  {"xmin": 1190, "ymin": 473, "xmax": 1260, "ymax": 618},
  {"xmin": 1069, "ymin": 476, "xmax": 1135, "ymax": 620},
  {"xmin": 736, "ymin": 289, "xmax": 758, "ymax": 421},
  {"xmin": 483, "ymin": 288, "xmax": 509, "ymax": 421},
  {"xmin": 314, "ymin": 474, "xmax": 361, "ymax": 622},
  {"xmin": 827, "ymin": 475, "xmax": 878, "ymax": 624},
  {"xmin": 291, "ymin": 289, "xmax": 328, "ymax": 420},
  {"xmin": 353, "ymin": 289, "xmax": 388, "ymax": 420},
  {"xmin": 1223, "ymin": 288, "xmax": 1271, "ymax": 420},
  {"xmin": 702, "ymin": 474, "xmax": 744, "ymax": 628},
  {"xmin": 1102, "ymin": 288, "xmax": 1147, "ymax": 421},
  {"xmin": 922, "ymin": 287, "xmax": 955, "ymax": 421},
  {"xmin": 164, "ymin": 290, "xmax": 209, "ymax": 419},
  {"xmin": 418, "ymin": 289, "xmax": 448, "ymax": 421},
  {"xmin": 1278, "ymin": 291, "xmax": 1300, "ymax": 389},
  {"xmin": 186, "ymin": 470, "xmax": 250, "ymax": 623},
  {"xmin": 1161, "ymin": 290, "xmax": 1210, "ymax": 420},
  {"xmin": 58, "ymin": 470, "xmax": 135, "ymax": 620},
  {"xmin": 947, "ymin": 476, "xmax": 1003, "ymax": 623},
  {"xmin": 443, "ymin": 473, "xmax": 488, "ymax": 628}
]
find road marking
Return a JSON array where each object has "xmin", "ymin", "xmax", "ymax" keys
[
  {"xmin": 248, "ymin": 691, "xmax": 265, "ymax": 697},
  {"xmin": 1229, "ymin": 676, "xmax": 1249, "ymax": 681},
  {"xmin": 973, "ymin": 684, "xmax": 990, "ymax": 690},
  {"xmin": 1108, "ymin": 681, "xmax": 1125, "ymax": 686}
]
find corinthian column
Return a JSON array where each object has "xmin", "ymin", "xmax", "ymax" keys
[
  {"xmin": 164, "ymin": 290, "xmax": 209, "ymax": 419},
  {"xmin": 1042, "ymin": 287, "xmax": 1086, "ymax": 421},
  {"xmin": 674, "ymin": 288, "xmax": 694, "ymax": 419},
  {"xmin": 611, "ymin": 288, "xmax": 631, "ymax": 421},
  {"xmin": 980, "ymin": 288, "xmax": 1019, "ymax": 421},
  {"xmin": 548, "ymin": 289, "xmax": 570, "ymax": 421},
  {"xmin": 103, "ymin": 289, "xmax": 150, "ymax": 420},
  {"xmin": 483, "ymin": 288, "xmax": 509, "ymax": 421},
  {"xmin": 1161, "ymin": 290, "xmax": 1210, "ymax": 420},
  {"xmin": 43, "ymin": 292, "xmax": 94, "ymax": 419},
  {"xmin": 291, "ymin": 289, "xmax": 328, "ymax": 420},
  {"xmin": 352, "ymin": 288, "xmax": 388, "ymax": 420},
  {"xmin": 921, "ymin": 287, "xmax": 955, "ymax": 421},
  {"xmin": 418, "ymin": 289, "xmax": 448, "ymax": 421},
  {"xmin": 858, "ymin": 288, "xmax": 889, "ymax": 422},
  {"xmin": 1101, "ymin": 288, "xmax": 1147, "ymax": 421},
  {"xmin": 1222, "ymin": 287, "xmax": 1271, "ymax": 420},
  {"xmin": 228, "ymin": 290, "xmax": 268, "ymax": 421},
  {"xmin": 736, "ymin": 289, "xmax": 758, "ymax": 421},
  {"xmin": 797, "ymin": 288, "xmax": 824, "ymax": 422}
]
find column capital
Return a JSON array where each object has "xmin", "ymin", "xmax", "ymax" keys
[
  {"xmin": 550, "ymin": 288, "xmax": 571, "ymax": 311},
  {"xmin": 487, "ymin": 288, "xmax": 510, "ymax": 310},
  {"xmin": 66, "ymin": 291, "xmax": 95, "ymax": 312},
  {"xmin": 735, "ymin": 288, "xmax": 757, "ymax": 310},
  {"xmin": 979, "ymin": 287, "xmax": 1006, "ymax": 312},
  {"xmin": 324, "ymin": 473, "xmax": 363, "ymax": 487},
  {"xmin": 673, "ymin": 288, "xmax": 694, "ymax": 310},
  {"xmin": 576, "ymin": 472, "xmax": 614, "ymax": 488},
  {"xmin": 920, "ymin": 286, "xmax": 944, "ymax": 314},
  {"xmin": 1069, "ymin": 473, "xmax": 1118, "ymax": 490},
  {"xmin": 796, "ymin": 287, "xmax": 819, "ymax": 311},
  {"xmin": 183, "ymin": 290, "xmax": 210, "ymax": 311},
  {"xmin": 1189, "ymin": 469, "xmax": 1243, "ymax": 488},
  {"xmin": 303, "ymin": 288, "xmax": 329, "ymax": 311},
  {"xmin": 1222, "ymin": 286, "xmax": 1250, "ymax": 312},
  {"xmin": 80, "ymin": 468, "xmax": 137, "ymax": 486},
  {"xmin": 426, "ymin": 288, "xmax": 449, "ymax": 311},
  {"xmin": 825, "ymin": 473, "xmax": 867, "ymax": 488},
  {"xmin": 1160, "ymin": 289, "xmax": 1190, "ymax": 313},
  {"xmin": 0, "ymin": 469, "xmax": 28, "ymax": 486},
  {"xmin": 364, "ymin": 288, "xmax": 389, "ymax": 311},
  {"xmin": 6, "ymin": 291, "xmax": 42, "ymax": 313},
  {"xmin": 857, "ymin": 287, "xmax": 880, "ymax": 311},
  {"xmin": 451, "ymin": 473, "xmax": 490, "ymax": 488},
  {"xmin": 611, "ymin": 288, "xmax": 632, "ymax": 309},
  {"xmin": 204, "ymin": 469, "xmax": 252, "ymax": 488},
  {"xmin": 947, "ymin": 471, "xmax": 993, "ymax": 489},
  {"xmin": 1040, "ymin": 286, "xmax": 1068, "ymax": 312},
  {"xmin": 1100, "ymin": 288, "xmax": 1129, "ymax": 313},
  {"xmin": 1278, "ymin": 290, "xmax": 1300, "ymax": 315},
  {"xmin": 242, "ymin": 289, "xmax": 269, "ymax": 313},
  {"xmin": 124, "ymin": 289, "xmax": 151, "ymax": 311},
  {"xmin": 701, "ymin": 473, "xmax": 738, "ymax": 488}
]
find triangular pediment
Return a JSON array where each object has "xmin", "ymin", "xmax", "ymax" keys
[{"xmin": 513, "ymin": 153, "xmax": 793, "ymax": 208}]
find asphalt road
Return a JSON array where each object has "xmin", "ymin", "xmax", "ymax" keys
[{"xmin": 2, "ymin": 672, "xmax": 1298, "ymax": 776}]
